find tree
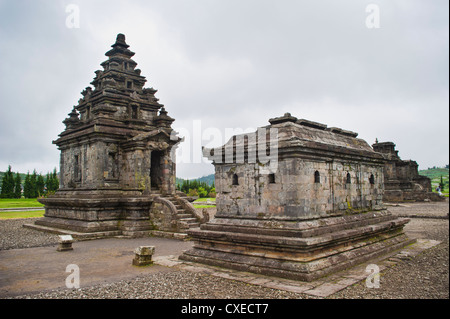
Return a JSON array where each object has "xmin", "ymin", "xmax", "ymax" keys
[
  {"xmin": 46, "ymin": 168, "xmax": 59, "ymax": 194},
  {"xmin": 440, "ymin": 176, "xmax": 445, "ymax": 193},
  {"xmin": 208, "ymin": 187, "xmax": 216, "ymax": 198},
  {"xmin": 14, "ymin": 173, "xmax": 22, "ymax": 198},
  {"xmin": 187, "ymin": 189, "xmax": 198, "ymax": 197},
  {"xmin": 30, "ymin": 170, "xmax": 38, "ymax": 198},
  {"xmin": 23, "ymin": 172, "xmax": 33, "ymax": 198},
  {"xmin": 197, "ymin": 186, "xmax": 208, "ymax": 198},
  {"xmin": 1, "ymin": 165, "xmax": 15, "ymax": 198},
  {"xmin": 36, "ymin": 174, "xmax": 45, "ymax": 197}
]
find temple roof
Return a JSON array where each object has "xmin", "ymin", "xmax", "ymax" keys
[
  {"xmin": 203, "ymin": 113, "xmax": 385, "ymax": 164},
  {"xmin": 56, "ymin": 34, "xmax": 174, "ymax": 146}
]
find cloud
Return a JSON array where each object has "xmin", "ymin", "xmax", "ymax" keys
[{"xmin": 0, "ymin": 0, "xmax": 448, "ymax": 177}]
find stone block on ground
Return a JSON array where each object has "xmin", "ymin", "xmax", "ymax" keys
[{"xmin": 132, "ymin": 246, "xmax": 155, "ymax": 266}]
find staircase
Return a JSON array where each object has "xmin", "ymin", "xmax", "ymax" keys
[
  {"xmin": 164, "ymin": 193, "xmax": 201, "ymax": 229},
  {"xmin": 150, "ymin": 187, "xmax": 201, "ymax": 230}
]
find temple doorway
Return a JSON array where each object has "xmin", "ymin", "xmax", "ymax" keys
[{"xmin": 151, "ymin": 150, "xmax": 164, "ymax": 189}]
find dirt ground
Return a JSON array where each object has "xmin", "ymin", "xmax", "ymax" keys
[{"xmin": 0, "ymin": 199, "xmax": 448, "ymax": 299}]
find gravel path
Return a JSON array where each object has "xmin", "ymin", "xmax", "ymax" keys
[
  {"xmin": 12, "ymin": 271, "xmax": 307, "ymax": 299},
  {"xmin": 2, "ymin": 200, "xmax": 448, "ymax": 299},
  {"xmin": 0, "ymin": 218, "xmax": 59, "ymax": 250},
  {"xmin": 330, "ymin": 240, "xmax": 449, "ymax": 299},
  {"xmin": 387, "ymin": 200, "xmax": 449, "ymax": 219}
]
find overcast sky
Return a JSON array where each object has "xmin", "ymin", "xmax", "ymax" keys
[{"xmin": 0, "ymin": 0, "xmax": 448, "ymax": 179}]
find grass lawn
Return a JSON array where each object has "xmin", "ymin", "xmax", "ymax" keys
[
  {"xmin": 193, "ymin": 204, "xmax": 214, "ymax": 209},
  {"xmin": 193, "ymin": 198, "xmax": 216, "ymax": 209},
  {"xmin": 0, "ymin": 198, "xmax": 44, "ymax": 209},
  {"xmin": 193, "ymin": 198, "xmax": 216, "ymax": 202},
  {"xmin": 0, "ymin": 210, "xmax": 45, "ymax": 219}
]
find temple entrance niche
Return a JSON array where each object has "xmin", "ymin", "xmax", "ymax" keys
[{"xmin": 151, "ymin": 150, "xmax": 164, "ymax": 189}]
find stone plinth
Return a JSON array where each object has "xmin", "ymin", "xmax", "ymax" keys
[
  {"xmin": 180, "ymin": 210, "xmax": 414, "ymax": 281},
  {"xmin": 132, "ymin": 246, "xmax": 155, "ymax": 266},
  {"xmin": 36, "ymin": 193, "xmax": 155, "ymax": 236},
  {"xmin": 56, "ymin": 235, "xmax": 74, "ymax": 252}
]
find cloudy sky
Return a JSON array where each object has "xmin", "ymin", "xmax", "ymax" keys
[{"xmin": 0, "ymin": 0, "xmax": 448, "ymax": 179}]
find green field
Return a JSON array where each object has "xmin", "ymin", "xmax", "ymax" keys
[
  {"xmin": 193, "ymin": 198, "xmax": 216, "ymax": 209},
  {"xmin": 0, "ymin": 198, "xmax": 45, "ymax": 219},
  {"xmin": 419, "ymin": 167, "xmax": 449, "ymax": 196},
  {"xmin": 0, "ymin": 210, "xmax": 45, "ymax": 219},
  {"xmin": 0, "ymin": 198, "xmax": 44, "ymax": 209},
  {"xmin": 193, "ymin": 198, "xmax": 216, "ymax": 202}
]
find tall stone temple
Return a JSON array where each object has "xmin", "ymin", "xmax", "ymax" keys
[
  {"xmin": 180, "ymin": 113, "xmax": 415, "ymax": 281},
  {"xmin": 27, "ymin": 34, "xmax": 204, "ymax": 238}
]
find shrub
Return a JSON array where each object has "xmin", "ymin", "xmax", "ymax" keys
[{"xmin": 187, "ymin": 189, "xmax": 198, "ymax": 197}]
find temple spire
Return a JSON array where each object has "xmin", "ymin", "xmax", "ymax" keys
[
  {"xmin": 105, "ymin": 33, "xmax": 135, "ymax": 58},
  {"xmin": 113, "ymin": 33, "xmax": 129, "ymax": 48}
]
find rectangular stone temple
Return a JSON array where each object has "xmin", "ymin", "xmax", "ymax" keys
[
  {"xmin": 27, "ymin": 34, "xmax": 204, "ymax": 238},
  {"xmin": 180, "ymin": 113, "xmax": 415, "ymax": 281},
  {"xmin": 372, "ymin": 141, "xmax": 444, "ymax": 202}
]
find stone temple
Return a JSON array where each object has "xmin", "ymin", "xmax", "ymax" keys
[
  {"xmin": 372, "ymin": 141, "xmax": 444, "ymax": 202},
  {"xmin": 180, "ymin": 113, "xmax": 415, "ymax": 281},
  {"xmin": 28, "ymin": 34, "xmax": 205, "ymax": 238}
]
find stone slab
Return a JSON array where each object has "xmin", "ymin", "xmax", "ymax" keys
[
  {"xmin": 23, "ymin": 223, "xmax": 190, "ymax": 241},
  {"xmin": 303, "ymin": 282, "xmax": 348, "ymax": 297}
]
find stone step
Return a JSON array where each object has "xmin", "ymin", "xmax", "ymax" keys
[
  {"xmin": 23, "ymin": 223, "xmax": 123, "ymax": 241},
  {"xmin": 200, "ymin": 214, "xmax": 397, "ymax": 238},
  {"xmin": 193, "ymin": 218, "xmax": 410, "ymax": 249},
  {"xmin": 157, "ymin": 196, "xmax": 201, "ymax": 229},
  {"xmin": 180, "ymin": 217, "xmax": 198, "ymax": 222}
]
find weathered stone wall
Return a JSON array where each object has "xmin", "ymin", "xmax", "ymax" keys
[
  {"xmin": 158, "ymin": 150, "xmax": 177, "ymax": 195},
  {"xmin": 60, "ymin": 141, "xmax": 124, "ymax": 189},
  {"xmin": 120, "ymin": 148, "xmax": 151, "ymax": 190},
  {"xmin": 149, "ymin": 197, "xmax": 180, "ymax": 232},
  {"xmin": 215, "ymin": 158, "xmax": 384, "ymax": 219}
]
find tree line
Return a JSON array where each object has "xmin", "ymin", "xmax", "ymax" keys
[
  {"xmin": 176, "ymin": 178, "xmax": 216, "ymax": 198},
  {"xmin": 0, "ymin": 165, "xmax": 59, "ymax": 199}
]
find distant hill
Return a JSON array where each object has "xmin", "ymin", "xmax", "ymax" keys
[
  {"xmin": 419, "ymin": 166, "xmax": 449, "ymax": 192},
  {"xmin": 176, "ymin": 174, "xmax": 215, "ymax": 186},
  {"xmin": 419, "ymin": 166, "xmax": 449, "ymax": 180},
  {"xmin": 197, "ymin": 174, "xmax": 215, "ymax": 185}
]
